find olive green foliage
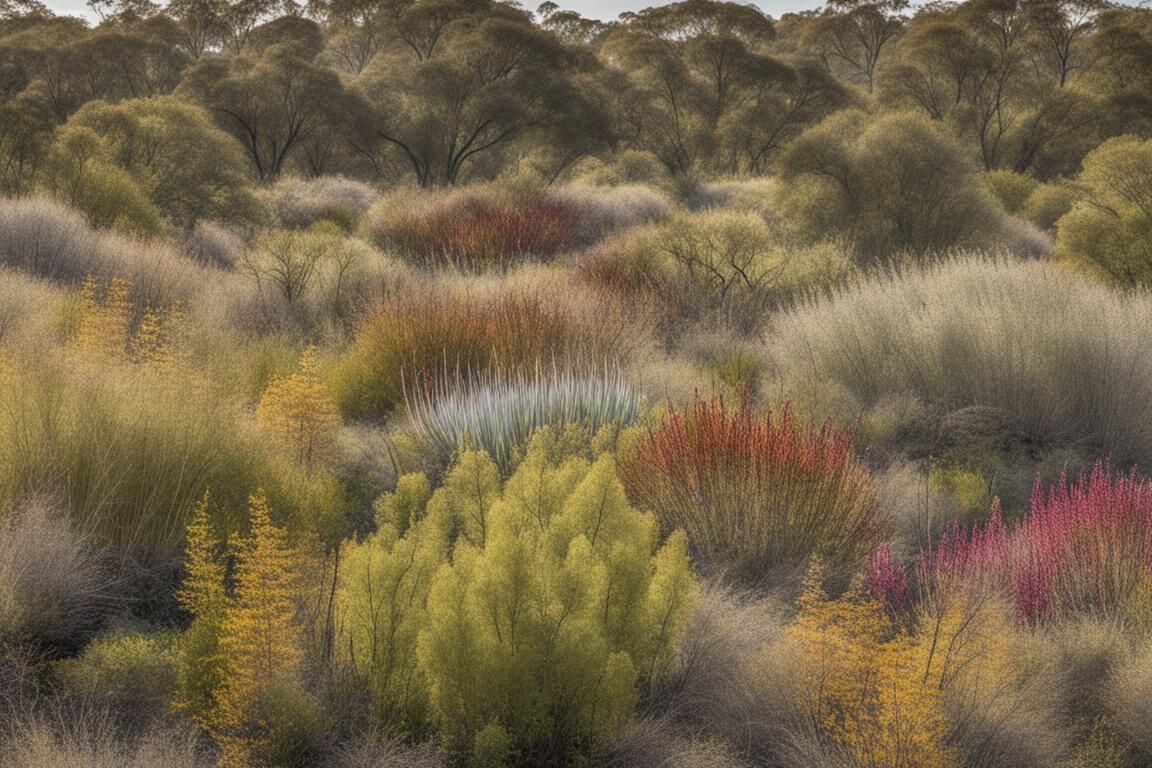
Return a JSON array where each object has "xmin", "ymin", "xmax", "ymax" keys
[
  {"xmin": 1055, "ymin": 135, "xmax": 1152, "ymax": 286},
  {"xmin": 777, "ymin": 110, "xmax": 1000, "ymax": 262},
  {"xmin": 338, "ymin": 432, "xmax": 697, "ymax": 763},
  {"xmin": 62, "ymin": 96, "xmax": 256, "ymax": 229}
]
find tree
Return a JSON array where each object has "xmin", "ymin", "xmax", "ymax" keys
[
  {"xmin": 63, "ymin": 95, "xmax": 255, "ymax": 228},
  {"xmin": 1054, "ymin": 135, "xmax": 1152, "ymax": 286},
  {"xmin": 180, "ymin": 39, "xmax": 346, "ymax": 180},
  {"xmin": 210, "ymin": 491, "xmax": 317, "ymax": 767},
  {"xmin": 803, "ymin": 0, "xmax": 907, "ymax": 92},
  {"xmin": 355, "ymin": 13, "xmax": 578, "ymax": 185}
]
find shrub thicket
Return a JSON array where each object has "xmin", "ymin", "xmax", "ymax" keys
[{"xmin": 619, "ymin": 396, "xmax": 883, "ymax": 584}]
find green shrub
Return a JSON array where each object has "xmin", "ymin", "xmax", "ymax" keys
[
  {"xmin": 1020, "ymin": 181, "xmax": 1078, "ymax": 232},
  {"xmin": 338, "ymin": 432, "xmax": 697, "ymax": 763},
  {"xmin": 983, "ymin": 170, "xmax": 1039, "ymax": 215},
  {"xmin": 1054, "ymin": 135, "xmax": 1152, "ymax": 286},
  {"xmin": 55, "ymin": 630, "xmax": 180, "ymax": 727},
  {"xmin": 777, "ymin": 110, "xmax": 999, "ymax": 263}
]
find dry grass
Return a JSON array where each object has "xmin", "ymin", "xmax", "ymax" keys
[
  {"xmin": 770, "ymin": 255, "xmax": 1152, "ymax": 467},
  {"xmin": 0, "ymin": 498, "xmax": 115, "ymax": 652}
]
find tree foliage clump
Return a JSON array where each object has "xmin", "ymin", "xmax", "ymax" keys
[{"xmin": 338, "ymin": 431, "xmax": 697, "ymax": 764}]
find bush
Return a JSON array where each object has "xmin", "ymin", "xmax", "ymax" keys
[
  {"xmin": 183, "ymin": 222, "xmax": 245, "ymax": 269},
  {"xmin": 267, "ymin": 176, "xmax": 379, "ymax": 232},
  {"xmin": 769, "ymin": 256, "xmax": 1152, "ymax": 468},
  {"xmin": 1110, "ymin": 647, "xmax": 1152, "ymax": 759},
  {"xmin": 338, "ymin": 433, "xmax": 697, "ymax": 763},
  {"xmin": 332, "ymin": 286, "xmax": 630, "ymax": 422},
  {"xmin": 983, "ymin": 170, "xmax": 1038, "ymax": 215},
  {"xmin": 619, "ymin": 395, "xmax": 883, "ymax": 585},
  {"xmin": 0, "ymin": 197, "xmax": 215, "ymax": 313},
  {"xmin": 545, "ymin": 183, "xmax": 669, "ymax": 247},
  {"xmin": 1054, "ymin": 135, "xmax": 1152, "ymax": 286},
  {"xmin": 891, "ymin": 462, "xmax": 1152, "ymax": 623},
  {"xmin": 1020, "ymin": 181, "xmax": 1078, "ymax": 232},
  {"xmin": 0, "ymin": 710, "xmax": 211, "ymax": 768},
  {"xmin": 363, "ymin": 187, "xmax": 578, "ymax": 271},
  {"xmin": 0, "ymin": 355, "xmax": 346, "ymax": 580},
  {"xmin": 581, "ymin": 212, "xmax": 854, "ymax": 335},
  {"xmin": 0, "ymin": 499, "xmax": 114, "ymax": 652},
  {"xmin": 777, "ymin": 110, "xmax": 999, "ymax": 263},
  {"xmin": 55, "ymin": 630, "xmax": 180, "ymax": 728}
]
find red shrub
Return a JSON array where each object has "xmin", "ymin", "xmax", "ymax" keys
[
  {"xmin": 876, "ymin": 461, "xmax": 1152, "ymax": 622},
  {"xmin": 385, "ymin": 197, "xmax": 576, "ymax": 271},
  {"xmin": 619, "ymin": 395, "xmax": 884, "ymax": 584}
]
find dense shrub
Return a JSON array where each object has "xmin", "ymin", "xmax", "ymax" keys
[
  {"xmin": 55, "ymin": 630, "xmax": 180, "ymax": 728},
  {"xmin": 1, "ymin": 710, "xmax": 211, "ymax": 768},
  {"xmin": 0, "ymin": 499, "xmax": 115, "ymax": 651},
  {"xmin": 619, "ymin": 396, "xmax": 883, "ymax": 584},
  {"xmin": 0, "ymin": 356, "xmax": 346, "ymax": 577},
  {"xmin": 183, "ymin": 222, "xmax": 245, "ymax": 269},
  {"xmin": 1054, "ymin": 135, "xmax": 1152, "ymax": 286},
  {"xmin": 0, "ymin": 197, "xmax": 213, "ymax": 312},
  {"xmin": 338, "ymin": 433, "xmax": 697, "ymax": 763},
  {"xmin": 769, "ymin": 256, "xmax": 1152, "ymax": 468},
  {"xmin": 777, "ymin": 110, "xmax": 1000, "ymax": 262},
  {"xmin": 268, "ymin": 176, "xmax": 379, "ymax": 231},
  {"xmin": 364, "ymin": 188, "xmax": 578, "ymax": 271},
  {"xmin": 581, "ymin": 212, "xmax": 854, "ymax": 335},
  {"xmin": 879, "ymin": 462, "xmax": 1152, "ymax": 623},
  {"xmin": 545, "ymin": 183, "xmax": 670, "ymax": 247},
  {"xmin": 407, "ymin": 366, "xmax": 640, "ymax": 472}
]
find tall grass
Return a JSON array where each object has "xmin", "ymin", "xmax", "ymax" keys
[
  {"xmin": 407, "ymin": 365, "xmax": 640, "ymax": 471},
  {"xmin": 332, "ymin": 285, "xmax": 638, "ymax": 422},
  {"xmin": 770, "ymin": 255, "xmax": 1152, "ymax": 467},
  {"xmin": 619, "ymin": 396, "xmax": 883, "ymax": 584}
]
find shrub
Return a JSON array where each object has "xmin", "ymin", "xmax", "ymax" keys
[
  {"xmin": 407, "ymin": 366, "xmax": 641, "ymax": 472},
  {"xmin": 0, "ymin": 355, "xmax": 344, "ymax": 577},
  {"xmin": 0, "ymin": 197, "xmax": 214, "ymax": 311},
  {"xmin": 363, "ymin": 188, "xmax": 577, "ymax": 271},
  {"xmin": 333, "ymin": 288, "xmax": 611, "ymax": 422},
  {"xmin": 545, "ymin": 183, "xmax": 669, "ymax": 247},
  {"xmin": 899, "ymin": 463, "xmax": 1152, "ymax": 623},
  {"xmin": 55, "ymin": 630, "xmax": 180, "ymax": 729},
  {"xmin": 983, "ymin": 170, "xmax": 1038, "ymax": 215},
  {"xmin": 1054, "ymin": 135, "xmax": 1152, "ymax": 286},
  {"xmin": 338, "ymin": 433, "xmax": 697, "ymax": 763},
  {"xmin": 777, "ymin": 110, "xmax": 999, "ymax": 263},
  {"xmin": 1020, "ymin": 181, "xmax": 1078, "ymax": 232},
  {"xmin": 619, "ymin": 395, "xmax": 883, "ymax": 585},
  {"xmin": 0, "ymin": 710, "xmax": 212, "ymax": 768},
  {"xmin": 0, "ymin": 499, "xmax": 115, "ymax": 652},
  {"xmin": 769, "ymin": 256, "xmax": 1152, "ymax": 468},
  {"xmin": 267, "ymin": 176, "xmax": 379, "ymax": 231},
  {"xmin": 183, "ymin": 222, "xmax": 245, "ymax": 269},
  {"xmin": 582, "ymin": 212, "xmax": 854, "ymax": 335}
]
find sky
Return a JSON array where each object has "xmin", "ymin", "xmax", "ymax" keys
[{"xmin": 40, "ymin": 0, "xmax": 828, "ymax": 22}]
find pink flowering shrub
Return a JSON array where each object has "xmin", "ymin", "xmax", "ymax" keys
[{"xmin": 870, "ymin": 461, "xmax": 1152, "ymax": 622}]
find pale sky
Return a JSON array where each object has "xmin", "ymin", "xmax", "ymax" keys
[{"xmin": 42, "ymin": 0, "xmax": 827, "ymax": 22}]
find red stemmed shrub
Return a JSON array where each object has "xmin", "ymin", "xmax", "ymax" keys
[
  {"xmin": 619, "ymin": 395, "xmax": 884, "ymax": 584},
  {"xmin": 873, "ymin": 461, "xmax": 1152, "ymax": 622},
  {"xmin": 373, "ymin": 195, "xmax": 576, "ymax": 272}
]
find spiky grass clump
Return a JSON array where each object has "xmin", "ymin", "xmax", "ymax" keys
[
  {"xmin": 407, "ymin": 366, "xmax": 640, "ymax": 471},
  {"xmin": 886, "ymin": 462, "xmax": 1152, "ymax": 623},
  {"xmin": 619, "ymin": 396, "xmax": 883, "ymax": 584}
]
